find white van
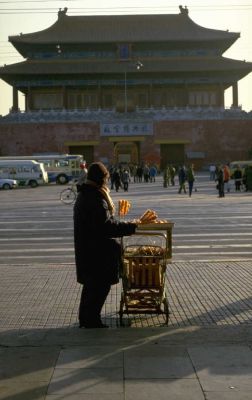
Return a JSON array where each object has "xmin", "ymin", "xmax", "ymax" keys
[{"xmin": 0, "ymin": 160, "xmax": 48, "ymax": 187}]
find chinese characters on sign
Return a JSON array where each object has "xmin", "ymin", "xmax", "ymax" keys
[{"xmin": 100, "ymin": 122, "xmax": 153, "ymax": 136}]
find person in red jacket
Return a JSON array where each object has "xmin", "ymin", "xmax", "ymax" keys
[{"xmin": 223, "ymin": 164, "xmax": 231, "ymax": 193}]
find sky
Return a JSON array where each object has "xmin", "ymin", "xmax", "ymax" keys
[{"xmin": 0, "ymin": 0, "xmax": 252, "ymax": 116}]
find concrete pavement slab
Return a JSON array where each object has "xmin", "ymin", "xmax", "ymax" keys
[
  {"xmin": 56, "ymin": 346, "xmax": 123, "ymax": 369},
  {"xmin": 47, "ymin": 367, "xmax": 123, "ymax": 395},
  {"xmin": 124, "ymin": 379, "xmax": 205, "ymax": 400},
  {"xmin": 1, "ymin": 325, "xmax": 252, "ymax": 348},
  {"xmin": 188, "ymin": 345, "xmax": 252, "ymax": 391},
  {"xmin": 0, "ymin": 347, "xmax": 58, "ymax": 400},
  {"xmin": 0, "ymin": 347, "xmax": 59, "ymax": 381},
  {"xmin": 124, "ymin": 345, "xmax": 195, "ymax": 379},
  {"xmin": 205, "ymin": 392, "xmax": 252, "ymax": 400},
  {"xmin": 0, "ymin": 381, "xmax": 48, "ymax": 400},
  {"xmin": 45, "ymin": 395, "xmax": 124, "ymax": 400}
]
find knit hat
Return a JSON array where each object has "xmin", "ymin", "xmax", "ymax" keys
[{"xmin": 87, "ymin": 162, "xmax": 109, "ymax": 186}]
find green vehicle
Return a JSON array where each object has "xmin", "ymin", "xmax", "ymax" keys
[{"xmin": 229, "ymin": 161, "xmax": 252, "ymax": 179}]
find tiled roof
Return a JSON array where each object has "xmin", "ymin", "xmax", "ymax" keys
[
  {"xmin": 9, "ymin": 12, "xmax": 239, "ymax": 44},
  {"xmin": 1, "ymin": 57, "xmax": 251, "ymax": 75}
]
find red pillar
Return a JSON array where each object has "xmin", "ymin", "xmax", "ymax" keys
[
  {"xmin": 12, "ymin": 86, "xmax": 19, "ymax": 112},
  {"xmin": 232, "ymin": 82, "xmax": 238, "ymax": 107}
]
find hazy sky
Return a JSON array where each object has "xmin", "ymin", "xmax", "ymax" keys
[{"xmin": 0, "ymin": 0, "xmax": 252, "ymax": 115}]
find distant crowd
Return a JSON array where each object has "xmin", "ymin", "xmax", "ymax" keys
[
  {"xmin": 107, "ymin": 163, "xmax": 197, "ymax": 196},
  {"xmin": 76, "ymin": 161, "xmax": 252, "ymax": 196},
  {"xmin": 209, "ymin": 163, "xmax": 252, "ymax": 197}
]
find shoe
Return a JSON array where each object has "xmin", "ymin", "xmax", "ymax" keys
[{"xmin": 79, "ymin": 321, "xmax": 109, "ymax": 329}]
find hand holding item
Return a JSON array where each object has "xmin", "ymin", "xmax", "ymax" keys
[
  {"xmin": 118, "ymin": 199, "xmax": 131, "ymax": 216},
  {"xmin": 139, "ymin": 209, "xmax": 158, "ymax": 224},
  {"xmin": 138, "ymin": 209, "xmax": 169, "ymax": 224}
]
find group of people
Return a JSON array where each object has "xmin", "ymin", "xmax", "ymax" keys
[
  {"xmin": 163, "ymin": 164, "xmax": 196, "ymax": 197},
  {"xmin": 108, "ymin": 163, "xmax": 158, "ymax": 192},
  {"xmin": 214, "ymin": 164, "xmax": 231, "ymax": 198},
  {"xmin": 211, "ymin": 163, "xmax": 250, "ymax": 197}
]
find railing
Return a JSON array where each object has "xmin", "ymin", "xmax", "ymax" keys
[{"xmin": 0, "ymin": 106, "xmax": 251, "ymax": 123}]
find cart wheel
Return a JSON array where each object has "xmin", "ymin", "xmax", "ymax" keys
[{"xmin": 163, "ymin": 297, "xmax": 169, "ymax": 325}]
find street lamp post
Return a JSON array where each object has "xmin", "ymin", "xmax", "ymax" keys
[
  {"xmin": 124, "ymin": 70, "xmax": 127, "ymax": 113},
  {"xmin": 124, "ymin": 61, "xmax": 143, "ymax": 113}
]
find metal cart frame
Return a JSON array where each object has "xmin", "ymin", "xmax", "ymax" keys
[{"xmin": 119, "ymin": 222, "xmax": 174, "ymax": 326}]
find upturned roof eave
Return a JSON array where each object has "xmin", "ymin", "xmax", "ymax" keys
[
  {"xmin": 8, "ymin": 12, "xmax": 240, "ymax": 44},
  {"xmin": 9, "ymin": 37, "xmax": 239, "ymax": 60},
  {"xmin": 9, "ymin": 35, "xmax": 240, "ymax": 47},
  {"xmin": 1, "ymin": 57, "xmax": 252, "ymax": 76}
]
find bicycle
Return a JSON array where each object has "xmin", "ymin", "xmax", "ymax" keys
[{"xmin": 60, "ymin": 180, "xmax": 77, "ymax": 204}]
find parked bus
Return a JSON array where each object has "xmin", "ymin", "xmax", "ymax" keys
[
  {"xmin": 0, "ymin": 154, "xmax": 84, "ymax": 184},
  {"xmin": 0, "ymin": 160, "xmax": 48, "ymax": 187}
]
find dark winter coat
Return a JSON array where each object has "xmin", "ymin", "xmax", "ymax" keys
[
  {"xmin": 73, "ymin": 183, "xmax": 136, "ymax": 285},
  {"xmin": 233, "ymin": 169, "xmax": 242, "ymax": 180},
  {"xmin": 178, "ymin": 167, "xmax": 186, "ymax": 184}
]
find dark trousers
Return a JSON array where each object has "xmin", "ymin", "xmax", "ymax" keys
[
  {"xmin": 235, "ymin": 180, "xmax": 241, "ymax": 191},
  {"xmin": 188, "ymin": 181, "xmax": 194, "ymax": 196},
  {"xmin": 218, "ymin": 181, "xmax": 225, "ymax": 197},
  {"xmin": 178, "ymin": 181, "xmax": 186, "ymax": 193},
  {"xmin": 79, "ymin": 281, "xmax": 111, "ymax": 324}
]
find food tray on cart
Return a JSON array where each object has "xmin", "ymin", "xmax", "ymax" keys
[
  {"xmin": 136, "ymin": 222, "xmax": 174, "ymax": 260},
  {"xmin": 119, "ymin": 226, "xmax": 174, "ymax": 326}
]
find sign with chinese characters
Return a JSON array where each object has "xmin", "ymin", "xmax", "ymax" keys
[{"xmin": 100, "ymin": 122, "xmax": 153, "ymax": 136}]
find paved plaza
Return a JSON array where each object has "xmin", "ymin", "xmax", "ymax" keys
[{"xmin": 0, "ymin": 175, "xmax": 252, "ymax": 399}]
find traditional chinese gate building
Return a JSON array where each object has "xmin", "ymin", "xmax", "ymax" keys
[{"xmin": 0, "ymin": 6, "xmax": 252, "ymax": 168}]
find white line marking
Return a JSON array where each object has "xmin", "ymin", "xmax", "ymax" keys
[
  {"xmin": 174, "ymin": 244, "xmax": 252, "ymax": 249},
  {"xmin": 0, "ymin": 255, "xmax": 74, "ymax": 259},
  {"xmin": 174, "ymin": 233, "xmax": 252, "ymax": 237},
  {"xmin": 0, "ymin": 248, "xmax": 73, "ymax": 253},
  {"xmin": 0, "ymin": 237, "xmax": 71, "ymax": 241},
  {"xmin": 173, "ymin": 251, "xmax": 252, "ymax": 255},
  {"xmin": 0, "ymin": 228, "xmax": 72, "ymax": 231}
]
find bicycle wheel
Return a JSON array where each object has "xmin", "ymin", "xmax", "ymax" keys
[{"xmin": 60, "ymin": 188, "xmax": 76, "ymax": 204}]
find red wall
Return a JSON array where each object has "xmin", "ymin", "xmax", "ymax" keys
[{"xmin": 0, "ymin": 119, "xmax": 251, "ymax": 166}]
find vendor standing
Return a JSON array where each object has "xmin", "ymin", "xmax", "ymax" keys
[{"xmin": 74, "ymin": 162, "xmax": 137, "ymax": 328}]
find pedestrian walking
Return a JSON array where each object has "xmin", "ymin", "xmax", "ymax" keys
[
  {"xmin": 178, "ymin": 165, "xmax": 187, "ymax": 194},
  {"xmin": 136, "ymin": 165, "xmax": 143, "ymax": 182},
  {"xmin": 209, "ymin": 164, "xmax": 216, "ymax": 180},
  {"xmin": 149, "ymin": 165, "xmax": 157, "ymax": 182},
  {"xmin": 169, "ymin": 165, "xmax": 176, "ymax": 186},
  {"xmin": 223, "ymin": 164, "xmax": 231, "ymax": 193},
  {"xmin": 216, "ymin": 165, "xmax": 225, "ymax": 197},
  {"xmin": 163, "ymin": 166, "xmax": 169, "ymax": 188},
  {"xmin": 76, "ymin": 162, "xmax": 88, "ymax": 192},
  {"xmin": 143, "ymin": 164, "xmax": 150, "ymax": 182},
  {"xmin": 233, "ymin": 165, "xmax": 243, "ymax": 191},
  {"xmin": 122, "ymin": 169, "xmax": 130, "ymax": 191},
  {"xmin": 131, "ymin": 164, "xmax": 137, "ymax": 183},
  {"xmin": 187, "ymin": 164, "xmax": 195, "ymax": 197},
  {"xmin": 112, "ymin": 169, "xmax": 122, "ymax": 192}
]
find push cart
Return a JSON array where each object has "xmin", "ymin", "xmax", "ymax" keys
[{"xmin": 119, "ymin": 222, "xmax": 174, "ymax": 326}]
